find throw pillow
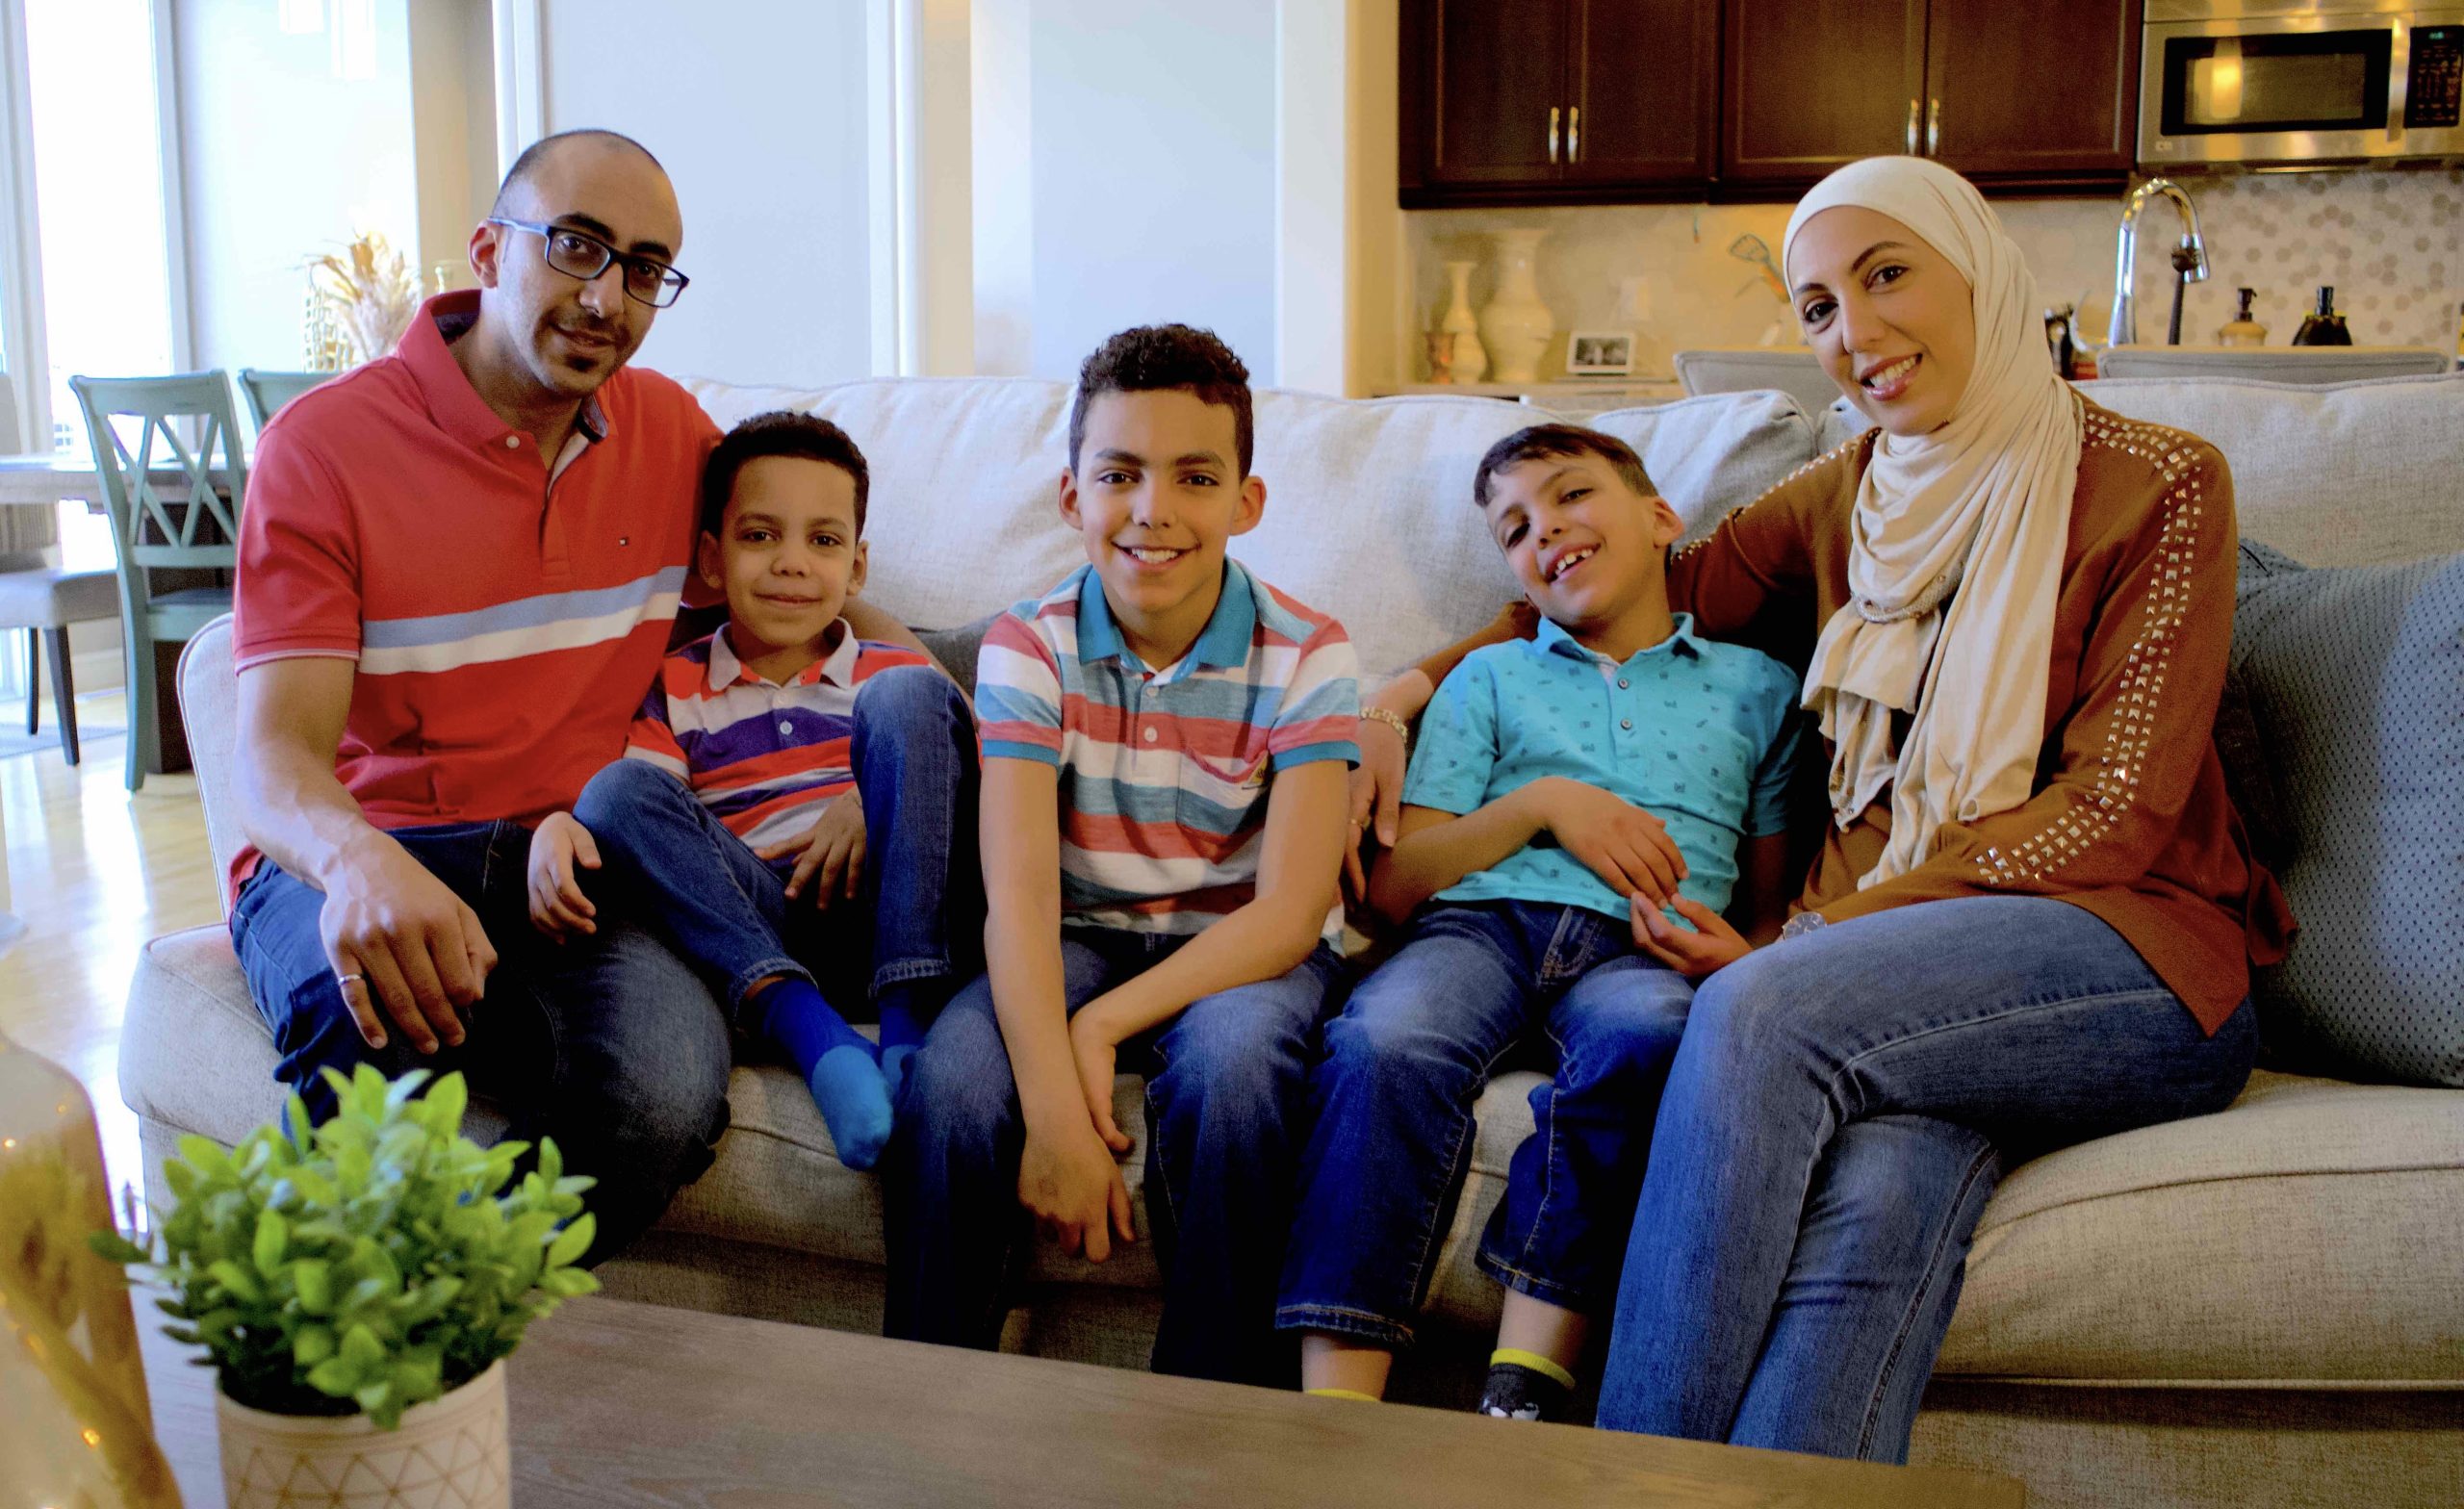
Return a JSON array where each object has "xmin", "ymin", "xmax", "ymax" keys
[{"xmin": 2222, "ymin": 544, "xmax": 2464, "ymax": 1087}]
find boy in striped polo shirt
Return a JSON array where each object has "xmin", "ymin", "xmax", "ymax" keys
[
  {"xmin": 884, "ymin": 325, "xmax": 1360, "ymax": 1386},
  {"xmin": 526, "ymin": 413, "xmax": 981, "ymax": 1170}
]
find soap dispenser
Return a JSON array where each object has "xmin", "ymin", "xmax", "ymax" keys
[
  {"xmin": 2216, "ymin": 288, "xmax": 2268, "ymax": 346},
  {"xmin": 2291, "ymin": 286, "xmax": 2351, "ymax": 346}
]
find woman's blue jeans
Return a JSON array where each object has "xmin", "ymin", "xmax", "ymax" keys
[{"xmin": 1594, "ymin": 895, "xmax": 2257, "ymax": 1461}]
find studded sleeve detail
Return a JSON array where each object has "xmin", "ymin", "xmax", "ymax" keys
[
  {"xmin": 1667, "ymin": 431, "xmax": 1861, "ymax": 638},
  {"xmin": 1821, "ymin": 422, "xmax": 2238, "ymax": 916}
]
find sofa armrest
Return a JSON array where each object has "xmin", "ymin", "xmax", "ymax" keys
[{"xmin": 175, "ymin": 613, "xmax": 243, "ymax": 908}]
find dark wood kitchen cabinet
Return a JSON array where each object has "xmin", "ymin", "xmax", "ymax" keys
[
  {"xmin": 1721, "ymin": 0, "xmax": 2140, "ymax": 194},
  {"xmin": 1400, "ymin": 0, "xmax": 1718, "ymax": 207},
  {"xmin": 1400, "ymin": 0, "xmax": 2142, "ymax": 206}
]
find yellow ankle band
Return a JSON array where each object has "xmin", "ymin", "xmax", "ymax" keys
[
  {"xmin": 1489, "ymin": 1347, "xmax": 1576, "ymax": 1391},
  {"xmin": 1306, "ymin": 1388, "xmax": 1381, "ymax": 1403}
]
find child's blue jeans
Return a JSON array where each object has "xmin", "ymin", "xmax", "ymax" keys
[
  {"xmin": 882, "ymin": 927, "xmax": 1344, "ymax": 1388},
  {"xmin": 572, "ymin": 666, "xmax": 983, "ymax": 1031},
  {"xmin": 1276, "ymin": 899, "xmax": 1692, "ymax": 1349}
]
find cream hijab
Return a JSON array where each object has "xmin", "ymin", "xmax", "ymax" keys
[{"xmin": 1782, "ymin": 157, "xmax": 2084, "ymax": 886}]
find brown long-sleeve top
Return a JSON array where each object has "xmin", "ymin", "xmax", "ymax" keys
[{"xmin": 1417, "ymin": 397, "xmax": 2294, "ymax": 1035}]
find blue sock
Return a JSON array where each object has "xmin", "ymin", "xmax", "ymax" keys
[{"xmin": 746, "ymin": 980, "xmax": 892, "ymax": 1170}]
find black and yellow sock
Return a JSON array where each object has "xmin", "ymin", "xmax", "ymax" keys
[{"xmin": 1478, "ymin": 1348, "xmax": 1575, "ymax": 1422}]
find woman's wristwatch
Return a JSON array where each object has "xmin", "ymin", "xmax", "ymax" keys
[
  {"xmin": 1779, "ymin": 911, "xmax": 1830, "ymax": 942},
  {"xmin": 1361, "ymin": 705, "xmax": 1412, "ymax": 750}
]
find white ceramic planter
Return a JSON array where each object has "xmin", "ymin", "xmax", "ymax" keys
[{"xmin": 218, "ymin": 1360, "xmax": 509, "ymax": 1509}]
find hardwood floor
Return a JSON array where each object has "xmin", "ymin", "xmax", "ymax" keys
[{"xmin": 0, "ymin": 690, "xmax": 221, "ymax": 1198}]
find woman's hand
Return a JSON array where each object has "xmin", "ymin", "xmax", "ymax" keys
[
  {"xmin": 756, "ymin": 786, "xmax": 866, "ymax": 905},
  {"xmin": 1343, "ymin": 673, "xmax": 1432, "ymax": 903},
  {"xmin": 1632, "ymin": 894, "xmax": 1753, "ymax": 978},
  {"xmin": 1345, "ymin": 717, "xmax": 1407, "ymax": 903}
]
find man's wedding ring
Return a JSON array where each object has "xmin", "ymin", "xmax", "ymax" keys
[{"xmin": 336, "ymin": 972, "xmax": 367, "ymax": 990}]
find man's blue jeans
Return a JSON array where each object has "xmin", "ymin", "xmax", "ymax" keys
[
  {"xmin": 1276, "ymin": 901, "xmax": 1692, "ymax": 1348},
  {"xmin": 570, "ymin": 667, "xmax": 983, "ymax": 1029},
  {"xmin": 1594, "ymin": 895, "xmax": 2258, "ymax": 1461},
  {"xmin": 883, "ymin": 928, "xmax": 1344, "ymax": 1387},
  {"xmin": 229, "ymin": 821, "xmax": 732, "ymax": 1264}
]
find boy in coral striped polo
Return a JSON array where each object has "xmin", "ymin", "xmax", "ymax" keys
[
  {"xmin": 883, "ymin": 325, "xmax": 1359, "ymax": 1386},
  {"xmin": 526, "ymin": 412, "xmax": 981, "ymax": 1170}
]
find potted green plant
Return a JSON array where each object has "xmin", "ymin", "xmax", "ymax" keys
[{"xmin": 93, "ymin": 1066, "xmax": 599, "ymax": 1509}]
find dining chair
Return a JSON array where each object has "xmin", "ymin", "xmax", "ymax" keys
[
  {"xmin": 68, "ymin": 372, "xmax": 247, "ymax": 791},
  {"xmin": 0, "ymin": 549, "xmax": 119, "ymax": 765},
  {"xmin": 236, "ymin": 369, "xmax": 330, "ymax": 435}
]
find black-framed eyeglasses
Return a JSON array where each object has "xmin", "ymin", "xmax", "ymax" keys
[{"xmin": 487, "ymin": 217, "xmax": 690, "ymax": 308}]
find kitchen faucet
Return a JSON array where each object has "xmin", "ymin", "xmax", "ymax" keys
[{"xmin": 2108, "ymin": 179, "xmax": 2210, "ymax": 347}]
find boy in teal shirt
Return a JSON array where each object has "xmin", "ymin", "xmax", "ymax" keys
[{"xmin": 1277, "ymin": 423, "xmax": 1802, "ymax": 1419}]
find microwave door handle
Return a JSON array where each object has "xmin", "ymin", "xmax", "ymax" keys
[{"xmin": 2390, "ymin": 21, "xmax": 2410, "ymax": 141}]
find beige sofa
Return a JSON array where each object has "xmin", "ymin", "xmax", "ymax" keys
[{"xmin": 122, "ymin": 372, "xmax": 2464, "ymax": 1507}]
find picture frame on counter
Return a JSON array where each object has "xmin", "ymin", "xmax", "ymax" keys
[{"xmin": 1567, "ymin": 330, "xmax": 1634, "ymax": 376}]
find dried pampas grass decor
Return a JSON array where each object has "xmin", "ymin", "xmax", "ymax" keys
[{"xmin": 303, "ymin": 231, "xmax": 422, "ymax": 370}]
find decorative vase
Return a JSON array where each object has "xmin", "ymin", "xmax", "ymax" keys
[
  {"xmin": 1478, "ymin": 229, "xmax": 1554, "ymax": 385},
  {"xmin": 0, "ymin": 1032, "xmax": 182, "ymax": 1509},
  {"xmin": 218, "ymin": 1358, "xmax": 510, "ymax": 1509},
  {"xmin": 1439, "ymin": 260, "xmax": 1486, "ymax": 383}
]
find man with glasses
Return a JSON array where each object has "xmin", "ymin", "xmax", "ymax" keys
[{"xmin": 224, "ymin": 130, "xmax": 919, "ymax": 1261}]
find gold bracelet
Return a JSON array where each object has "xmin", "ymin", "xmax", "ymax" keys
[{"xmin": 1360, "ymin": 704, "xmax": 1411, "ymax": 750}]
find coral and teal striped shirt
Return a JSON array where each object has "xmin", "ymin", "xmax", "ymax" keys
[{"xmin": 975, "ymin": 560, "xmax": 1360, "ymax": 936}]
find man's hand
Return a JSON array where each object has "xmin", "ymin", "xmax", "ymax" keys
[
  {"xmin": 1632, "ymin": 894, "xmax": 1753, "ymax": 978},
  {"xmin": 1018, "ymin": 1116, "xmax": 1138, "ymax": 1263},
  {"xmin": 1067, "ymin": 1006, "xmax": 1134, "ymax": 1155},
  {"xmin": 756, "ymin": 787, "xmax": 866, "ymax": 905},
  {"xmin": 1531, "ymin": 778, "xmax": 1689, "ymax": 908},
  {"xmin": 321, "ymin": 831, "xmax": 499, "ymax": 1054},
  {"xmin": 526, "ymin": 812, "xmax": 601, "ymax": 943},
  {"xmin": 1344, "ymin": 714, "xmax": 1407, "ymax": 904}
]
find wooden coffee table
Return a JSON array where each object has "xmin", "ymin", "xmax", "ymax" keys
[{"xmin": 139, "ymin": 1293, "xmax": 2021, "ymax": 1506}]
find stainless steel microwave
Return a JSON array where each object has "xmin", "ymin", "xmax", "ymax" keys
[{"xmin": 2141, "ymin": 1, "xmax": 2464, "ymax": 166}]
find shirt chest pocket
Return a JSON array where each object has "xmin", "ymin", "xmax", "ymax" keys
[{"xmin": 1176, "ymin": 743, "xmax": 1273, "ymax": 856}]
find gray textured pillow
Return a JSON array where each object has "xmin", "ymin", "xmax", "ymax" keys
[
  {"xmin": 914, "ymin": 613, "xmax": 999, "ymax": 693},
  {"xmin": 2221, "ymin": 544, "xmax": 2464, "ymax": 1087}
]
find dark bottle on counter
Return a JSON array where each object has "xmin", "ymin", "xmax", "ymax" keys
[{"xmin": 2291, "ymin": 286, "xmax": 2352, "ymax": 346}]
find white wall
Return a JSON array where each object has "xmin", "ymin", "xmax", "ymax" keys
[
  {"xmin": 1013, "ymin": 0, "xmax": 1277, "ymax": 382},
  {"xmin": 173, "ymin": 0, "xmax": 422, "ymax": 371},
  {"xmin": 536, "ymin": 0, "xmax": 877, "ymax": 390}
]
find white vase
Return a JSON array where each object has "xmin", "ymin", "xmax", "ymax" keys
[
  {"xmin": 1478, "ymin": 229, "xmax": 1554, "ymax": 385},
  {"xmin": 218, "ymin": 1360, "xmax": 509, "ymax": 1509},
  {"xmin": 1439, "ymin": 260, "xmax": 1486, "ymax": 383}
]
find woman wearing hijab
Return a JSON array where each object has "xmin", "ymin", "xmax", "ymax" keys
[{"xmin": 1351, "ymin": 157, "xmax": 2294, "ymax": 1461}]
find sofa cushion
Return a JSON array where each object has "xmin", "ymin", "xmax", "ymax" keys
[
  {"xmin": 2221, "ymin": 547, "xmax": 2464, "ymax": 1087},
  {"xmin": 2080, "ymin": 373, "xmax": 2464, "ymax": 569},
  {"xmin": 1586, "ymin": 389, "xmax": 1826, "ymax": 546},
  {"xmin": 1936, "ymin": 1069, "xmax": 2464, "ymax": 1383},
  {"xmin": 673, "ymin": 378, "xmax": 1827, "ymax": 683},
  {"xmin": 1823, "ymin": 374, "xmax": 2464, "ymax": 571}
]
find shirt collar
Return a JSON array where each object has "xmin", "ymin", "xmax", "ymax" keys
[
  {"xmin": 400, "ymin": 289, "xmax": 614, "ymax": 454},
  {"xmin": 1533, "ymin": 611, "xmax": 1706, "ymax": 666},
  {"xmin": 1073, "ymin": 560, "xmax": 1259, "ymax": 674},
  {"xmin": 707, "ymin": 618, "xmax": 858, "ymax": 692}
]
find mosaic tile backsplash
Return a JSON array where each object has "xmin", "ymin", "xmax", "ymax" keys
[{"xmin": 1403, "ymin": 167, "xmax": 2464, "ymax": 382}]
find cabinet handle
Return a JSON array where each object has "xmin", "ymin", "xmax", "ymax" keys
[
  {"xmin": 1549, "ymin": 105, "xmax": 1561, "ymax": 165},
  {"xmin": 1906, "ymin": 98, "xmax": 1920, "ymax": 154},
  {"xmin": 1926, "ymin": 96, "xmax": 1940, "ymax": 155},
  {"xmin": 1569, "ymin": 105, "xmax": 1580, "ymax": 163}
]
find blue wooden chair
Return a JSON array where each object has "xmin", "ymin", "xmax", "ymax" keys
[{"xmin": 68, "ymin": 372, "xmax": 247, "ymax": 791}]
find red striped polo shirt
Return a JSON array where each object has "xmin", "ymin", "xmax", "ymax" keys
[
  {"xmin": 622, "ymin": 621, "xmax": 933, "ymax": 855},
  {"xmin": 229, "ymin": 289, "xmax": 719, "ymax": 899}
]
